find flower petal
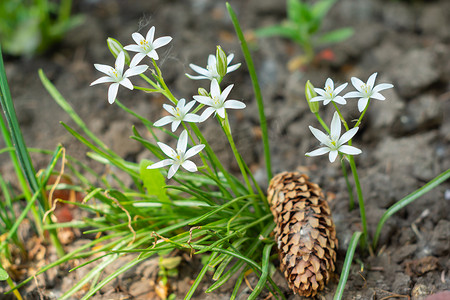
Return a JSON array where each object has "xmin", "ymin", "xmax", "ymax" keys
[
  {"xmin": 108, "ymin": 83, "xmax": 119, "ymax": 104},
  {"xmin": 189, "ymin": 63, "xmax": 210, "ymax": 76},
  {"xmin": 120, "ymin": 78, "xmax": 134, "ymax": 90},
  {"xmin": 339, "ymin": 127, "xmax": 359, "ymax": 145},
  {"xmin": 367, "ymin": 72, "xmax": 377, "ymax": 88},
  {"xmin": 325, "ymin": 78, "xmax": 334, "ymax": 90},
  {"xmin": 308, "ymin": 126, "xmax": 331, "ymax": 146},
  {"xmin": 329, "ymin": 150, "xmax": 339, "ymax": 163},
  {"xmin": 147, "ymin": 159, "xmax": 173, "ymax": 169},
  {"xmin": 167, "ymin": 163, "xmax": 180, "ymax": 179},
  {"xmin": 210, "ymin": 79, "xmax": 221, "ymax": 98},
  {"xmin": 227, "ymin": 63, "xmax": 241, "ymax": 72},
  {"xmin": 158, "ymin": 142, "xmax": 176, "ymax": 158},
  {"xmin": 330, "ymin": 112, "xmax": 342, "ymax": 141},
  {"xmin": 333, "ymin": 96, "xmax": 347, "ymax": 105},
  {"xmin": 115, "ymin": 52, "xmax": 125, "ymax": 74},
  {"xmin": 94, "ymin": 64, "xmax": 113, "ymax": 75},
  {"xmin": 370, "ymin": 92, "xmax": 386, "ymax": 100},
  {"xmin": 177, "ymin": 130, "xmax": 188, "ymax": 153},
  {"xmin": 220, "ymin": 84, "xmax": 234, "ymax": 101},
  {"xmin": 124, "ymin": 65, "xmax": 148, "ymax": 77},
  {"xmin": 223, "ymin": 100, "xmax": 246, "ymax": 109},
  {"xmin": 146, "ymin": 27, "xmax": 155, "ymax": 43},
  {"xmin": 343, "ymin": 91, "xmax": 362, "ymax": 98},
  {"xmin": 309, "ymin": 96, "xmax": 325, "ymax": 102},
  {"xmin": 90, "ymin": 76, "xmax": 114, "ymax": 86},
  {"xmin": 334, "ymin": 82, "xmax": 348, "ymax": 95},
  {"xmin": 200, "ymin": 107, "xmax": 215, "ymax": 122},
  {"xmin": 124, "ymin": 44, "xmax": 142, "ymax": 52},
  {"xmin": 339, "ymin": 145, "xmax": 362, "ymax": 155},
  {"xmin": 184, "ymin": 100, "xmax": 196, "ymax": 112},
  {"xmin": 130, "ymin": 53, "xmax": 147, "ymax": 67},
  {"xmin": 207, "ymin": 55, "xmax": 216, "ymax": 67},
  {"xmin": 171, "ymin": 120, "xmax": 181, "ymax": 132},
  {"xmin": 181, "ymin": 160, "xmax": 198, "ymax": 172},
  {"xmin": 154, "ymin": 116, "xmax": 174, "ymax": 127},
  {"xmin": 216, "ymin": 107, "xmax": 226, "ymax": 119},
  {"xmin": 351, "ymin": 77, "xmax": 365, "ymax": 92},
  {"xmin": 185, "ymin": 144, "xmax": 205, "ymax": 159},
  {"xmin": 358, "ymin": 97, "xmax": 369, "ymax": 112},
  {"xmin": 132, "ymin": 32, "xmax": 145, "ymax": 45},
  {"xmin": 373, "ymin": 83, "xmax": 393, "ymax": 93},
  {"xmin": 193, "ymin": 95, "xmax": 213, "ymax": 106},
  {"xmin": 153, "ymin": 36, "xmax": 172, "ymax": 49},
  {"xmin": 185, "ymin": 74, "xmax": 208, "ymax": 80},
  {"xmin": 183, "ymin": 114, "xmax": 200, "ymax": 123},
  {"xmin": 147, "ymin": 50, "xmax": 159, "ymax": 60},
  {"xmin": 305, "ymin": 147, "xmax": 330, "ymax": 157}
]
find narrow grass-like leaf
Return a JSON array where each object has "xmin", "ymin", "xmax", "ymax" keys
[
  {"xmin": 334, "ymin": 231, "xmax": 362, "ymax": 300},
  {"xmin": 373, "ymin": 168, "xmax": 450, "ymax": 249},
  {"xmin": 140, "ymin": 159, "xmax": 170, "ymax": 204},
  {"xmin": 227, "ymin": 2, "xmax": 272, "ymax": 182},
  {"xmin": 185, "ymin": 252, "xmax": 219, "ymax": 300},
  {"xmin": 247, "ymin": 243, "xmax": 273, "ymax": 300},
  {"xmin": 189, "ymin": 195, "xmax": 255, "ymax": 225}
]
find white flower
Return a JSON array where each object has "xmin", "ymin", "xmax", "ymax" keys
[
  {"xmin": 147, "ymin": 130, "xmax": 205, "ymax": 179},
  {"xmin": 153, "ymin": 98, "xmax": 199, "ymax": 132},
  {"xmin": 344, "ymin": 72, "xmax": 394, "ymax": 112},
  {"xmin": 193, "ymin": 79, "xmax": 246, "ymax": 121},
  {"xmin": 310, "ymin": 78, "xmax": 348, "ymax": 105},
  {"xmin": 90, "ymin": 51, "xmax": 148, "ymax": 104},
  {"xmin": 186, "ymin": 54, "xmax": 241, "ymax": 81},
  {"xmin": 124, "ymin": 26, "xmax": 172, "ymax": 67},
  {"xmin": 305, "ymin": 112, "xmax": 362, "ymax": 163}
]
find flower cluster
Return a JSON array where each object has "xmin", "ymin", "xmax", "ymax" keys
[
  {"xmin": 90, "ymin": 27, "xmax": 244, "ymax": 179},
  {"xmin": 310, "ymin": 73, "xmax": 393, "ymax": 112},
  {"xmin": 305, "ymin": 73, "xmax": 393, "ymax": 162}
]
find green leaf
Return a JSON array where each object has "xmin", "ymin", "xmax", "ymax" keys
[
  {"xmin": 0, "ymin": 267, "xmax": 9, "ymax": 281},
  {"xmin": 255, "ymin": 25, "xmax": 299, "ymax": 41},
  {"xmin": 287, "ymin": 0, "xmax": 302, "ymax": 23},
  {"xmin": 318, "ymin": 27, "xmax": 354, "ymax": 44},
  {"xmin": 140, "ymin": 159, "xmax": 170, "ymax": 205},
  {"xmin": 334, "ymin": 231, "xmax": 362, "ymax": 300},
  {"xmin": 312, "ymin": 0, "xmax": 336, "ymax": 19}
]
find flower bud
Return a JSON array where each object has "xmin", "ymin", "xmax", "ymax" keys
[
  {"xmin": 107, "ymin": 38, "xmax": 131, "ymax": 65},
  {"xmin": 305, "ymin": 80, "xmax": 319, "ymax": 113},
  {"xmin": 198, "ymin": 87, "xmax": 209, "ymax": 97},
  {"xmin": 216, "ymin": 45, "xmax": 228, "ymax": 78}
]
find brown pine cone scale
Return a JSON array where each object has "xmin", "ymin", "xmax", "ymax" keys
[{"xmin": 267, "ymin": 172, "xmax": 338, "ymax": 297}]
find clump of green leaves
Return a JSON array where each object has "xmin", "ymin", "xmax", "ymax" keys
[
  {"xmin": 256, "ymin": 0, "xmax": 353, "ymax": 63},
  {"xmin": 0, "ymin": 0, "xmax": 83, "ymax": 56}
]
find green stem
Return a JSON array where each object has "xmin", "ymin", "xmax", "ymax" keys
[
  {"xmin": 221, "ymin": 115, "xmax": 261, "ymax": 218},
  {"xmin": 373, "ymin": 168, "xmax": 450, "ymax": 249},
  {"xmin": 226, "ymin": 3, "xmax": 272, "ymax": 183},
  {"xmin": 315, "ymin": 112, "xmax": 330, "ymax": 133},
  {"xmin": 340, "ymin": 155, "xmax": 354, "ymax": 211},
  {"xmin": 348, "ymin": 155, "xmax": 368, "ymax": 249},
  {"xmin": 6, "ymin": 276, "xmax": 23, "ymax": 300},
  {"xmin": 354, "ymin": 99, "xmax": 371, "ymax": 128},
  {"xmin": 189, "ymin": 124, "xmax": 240, "ymax": 197}
]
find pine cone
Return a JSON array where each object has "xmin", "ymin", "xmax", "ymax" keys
[{"xmin": 267, "ymin": 172, "xmax": 338, "ymax": 297}]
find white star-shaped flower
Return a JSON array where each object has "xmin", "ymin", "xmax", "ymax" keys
[
  {"xmin": 186, "ymin": 53, "xmax": 241, "ymax": 81},
  {"xmin": 306, "ymin": 112, "xmax": 362, "ymax": 163},
  {"xmin": 310, "ymin": 78, "xmax": 348, "ymax": 105},
  {"xmin": 90, "ymin": 51, "xmax": 148, "ymax": 104},
  {"xmin": 344, "ymin": 72, "xmax": 394, "ymax": 112},
  {"xmin": 147, "ymin": 130, "xmax": 205, "ymax": 179},
  {"xmin": 124, "ymin": 26, "xmax": 172, "ymax": 67},
  {"xmin": 193, "ymin": 79, "xmax": 246, "ymax": 121},
  {"xmin": 153, "ymin": 98, "xmax": 199, "ymax": 132}
]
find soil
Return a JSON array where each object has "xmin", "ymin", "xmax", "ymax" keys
[{"xmin": 1, "ymin": 0, "xmax": 450, "ymax": 299}]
